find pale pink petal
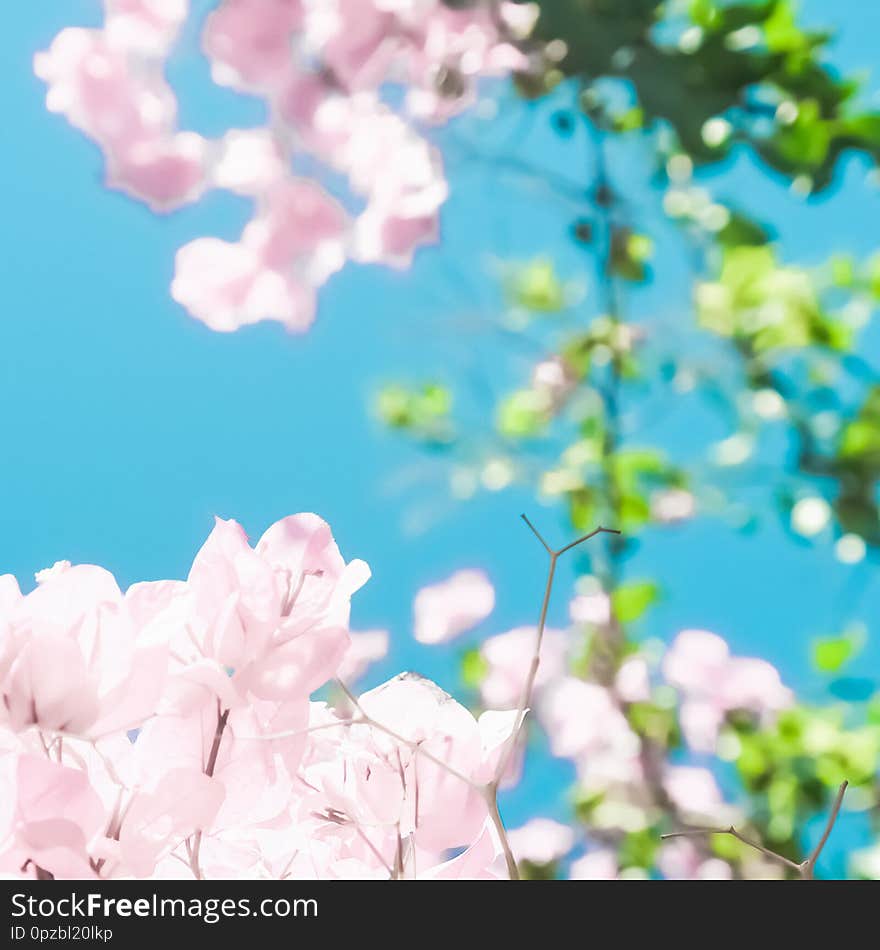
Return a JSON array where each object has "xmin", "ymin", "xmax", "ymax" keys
[
  {"xmin": 663, "ymin": 766, "xmax": 724, "ymax": 820},
  {"xmin": 508, "ymin": 818, "xmax": 574, "ymax": 866},
  {"xmin": 662, "ymin": 629, "xmax": 730, "ymax": 695},
  {"xmin": 413, "ymin": 569, "xmax": 494, "ymax": 644},
  {"xmin": 569, "ymin": 591, "xmax": 612, "ymax": 626},
  {"xmin": 337, "ymin": 629, "xmax": 389, "ymax": 682},
  {"xmin": 614, "ymin": 655, "xmax": 651, "ymax": 703},
  {"xmin": 419, "ymin": 817, "xmax": 507, "ymax": 880},
  {"xmin": 568, "ymin": 849, "xmax": 618, "ymax": 880},
  {"xmin": 479, "ymin": 626, "xmax": 567, "ymax": 710},
  {"xmin": 203, "ymin": 0, "xmax": 305, "ymax": 91}
]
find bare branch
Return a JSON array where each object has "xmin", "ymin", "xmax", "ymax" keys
[
  {"xmin": 493, "ymin": 519, "xmax": 619, "ymax": 788},
  {"xmin": 521, "ymin": 514, "xmax": 621, "ymax": 557},
  {"xmin": 802, "ymin": 780, "xmax": 848, "ymax": 879},
  {"xmin": 557, "ymin": 525, "xmax": 621, "ymax": 556},
  {"xmin": 660, "ymin": 827, "xmax": 803, "ymax": 874},
  {"xmin": 482, "ymin": 784, "xmax": 519, "ymax": 881},
  {"xmin": 190, "ymin": 703, "xmax": 230, "ymax": 880},
  {"xmin": 662, "ymin": 782, "xmax": 849, "ymax": 880},
  {"xmin": 483, "ymin": 518, "xmax": 620, "ymax": 880},
  {"xmin": 520, "ymin": 513, "xmax": 552, "ymax": 553},
  {"xmin": 335, "ymin": 678, "xmax": 480, "ymax": 791}
]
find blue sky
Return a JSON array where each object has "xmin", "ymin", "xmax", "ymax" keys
[{"xmin": 1, "ymin": 2, "xmax": 879, "ymax": 873}]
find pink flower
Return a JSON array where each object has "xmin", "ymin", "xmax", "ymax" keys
[
  {"xmin": 663, "ymin": 630, "xmax": 793, "ymax": 753},
  {"xmin": 651, "ymin": 488, "xmax": 696, "ymax": 524},
  {"xmin": 212, "ymin": 130, "xmax": 286, "ymax": 195},
  {"xmin": 305, "ymin": 0, "xmax": 399, "ymax": 93},
  {"xmin": 508, "ymin": 818, "xmax": 574, "ymax": 866},
  {"xmin": 33, "ymin": 28, "xmax": 207, "ymax": 210},
  {"xmin": 569, "ymin": 591, "xmax": 612, "ymax": 626},
  {"xmin": 663, "ymin": 766, "xmax": 726, "ymax": 821},
  {"xmin": 2, "ymin": 756, "xmax": 105, "ymax": 879},
  {"xmin": 568, "ymin": 849, "xmax": 619, "ymax": 880},
  {"xmin": 305, "ymin": 674, "xmax": 519, "ymax": 853},
  {"xmin": 479, "ymin": 626, "xmax": 567, "ymax": 710},
  {"xmin": 105, "ymin": 0, "xmax": 188, "ymax": 55},
  {"xmin": 337, "ymin": 630, "xmax": 389, "ymax": 683},
  {"xmin": 539, "ymin": 678, "xmax": 638, "ymax": 763},
  {"xmin": 36, "ymin": 0, "xmax": 528, "ymax": 331},
  {"xmin": 172, "ymin": 178, "xmax": 346, "ymax": 332},
  {"xmin": 245, "ymin": 179, "xmax": 347, "ymax": 274},
  {"xmin": 0, "ymin": 564, "xmax": 168, "ymax": 739},
  {"xmin": 203, "ymin": 0, "xmax": 305, "ymax": 92},
  {"xmin": 419, "ymin": 817, "xmax": 508, "ymax": 880},
  {"xmin": 614, "ymin": 655, "xmax": 651, "ymax": 703},
  {"xmin": 172, "ymin": 238, "xmax": 316, "ymax": 333},
  {"xmin": 413, "ymin": 569, "xmax": 495, "ymax": 644},
  {"xmin": 177, "ymin": 514, "xmax": 369, "ymax": 704},
  {"xmin": 109, "ymin": 131, "xmax": 208, "ymax": 210},
  {"xmin": 657, "ymin": 838, "xmax": 733, "ymax": 880}
]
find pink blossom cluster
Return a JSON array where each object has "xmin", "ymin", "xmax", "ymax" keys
[
  {"xmin": 0, "ymin": 514, "xmax": 521, "ymax": 880},
  {"xmin": 1, "ymin": 523, "xmax": 796, "ymax": 880},
  {"xmin": 416, "ymin": 572, "xmax": 794, "ymax": 879},
  {"xmin": 662, "ymin": 629, "xmax": 793, "ymax": 754},
  {"xmin": 34, "ymin": 0, "xmax": 533, "ymax": 333}
]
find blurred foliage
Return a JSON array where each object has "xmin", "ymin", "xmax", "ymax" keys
[
  {"xmin": 376, "ymin": 382, "xmax": 454, "ymax": 444},
  {"xmin": 515, "ymin": 0, "xmax": 880, "ymax": 190},
  {"xmin": 372, "ymin": 0, "xmax": 880, "ymax": 878}
]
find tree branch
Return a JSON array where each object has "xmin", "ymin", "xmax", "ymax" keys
[
  {"xmin": 190, "ymin": 703, "xmax": 230, "ymax": 880},
  {"xmin": 661, "ymin": 780, "xmax": 849, "ymax": 879},
  {"xmin": 491, "ymin": 518, "xmax": 620, "ymax": 789},
  {"xmin": 802, "ymin": 780, "xmax": 848, "ymax": 879}
]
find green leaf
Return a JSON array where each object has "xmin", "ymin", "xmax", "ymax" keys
[
  {"xmin": 716, "ymin": 211, "xmax": 772, "ymax": 248},
  {"xmin": 618, "ymin": 828, "xmax": 657, "ymax": 871},
  {"xmin": 509, "ymin": 258, "xmax": 566, "ymax": 312},
  {"xmin": 497, "ymin": 388, "xmax": 551, "ymax": 438},
  {"xmin": 813, "ymin": 637, "xmax": 855, "ymax": 673},
  {"xmin": 460, "ymin": 648, "xmax": 489, "ymax": 688},
  {"xmin": 613, "ymin": 106, "xmax": 644, "ymax": 132},
  {"xmin": 376, "ymin": 382, "xmax": 453, "ymax": 437},
  {"xmin": 812, "ymin": 627, "xmax": 865, "ymax": 674},
  {"xmin": 568, "ymin": 487, "xmax": 598, "ymax": 532},
  {"xmin": 868, "ymin": 253, "xmax": 880, "ymax": 299},
  {"xmin": 619, "ymin": 491, "xmax": 652, "ymax": 529},
  {"xmin": 627, "ymin": 702, "xmax": 680, "ymax": 746},
  {"xmin": 612, "ymin": 580, "xmax": 659, "ymax": 623},
  {"xmin": 610, "ymin": 228, "xmax": 653, "ymax": 282},
  {"xmin": 830, "ymin": 254, "xmax": 855, "ymax": 288}
]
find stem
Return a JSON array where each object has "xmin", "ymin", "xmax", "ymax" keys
[
  {"xmin": 335, "ymin": 679, "xmax": 480, "ymax": 790},
  {"xmin": 487, "ymin": 518, "xmax": 619, "ymax": 878},
  {"xmin": 585, "ymin": 109, "xmax": 625, "ymax": 601},
  {"xmin": 661, "ymin": 827, "xmax": 803, "ymax": 874},
  {"xmin": 190, "ymin": 703, "xmax": 230, "ymax": 880},
  {"xmin": 801, "ymin": 780, "xmax": 849, "ymax": 879},
  {"xmin": 331, "ymin": 520, "xmax": 620, "ymax": 882},
  {"xmin": 483, "ymin": 784, "xmax": 519, "ymax": 880},
  {"xmin": 492, "ymin": 521, "xmax": 620, "ymax": 790},
  {"xmin": 661, "ymin": 780, "xmax": 849, "ymax": 879}
]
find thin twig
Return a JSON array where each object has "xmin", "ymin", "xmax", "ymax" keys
[
  {"xmin": 483, "ymin": 784, "xmax": 519, "ymax": 880},
  {"xmin": 661, "ymin": 780, "xmax": 849, "ymax": 879},
  {"xmin": 335, "ymin": 679, "xmax": 480, "ymax": 790},
  {"xmin": 491, "ymin": 520, "xmax": 620, "ymax": 788},
  {"xmin": 241, "ymin": 718, "xmax": 360, "ymax": 742},
  {"xmin": 520, "ymin": 513, "xmax": 553, "ymax": 553},
  {"xmin": 801, "ymin": 780, "xmax": 849, "ymax": 879},
  {"xmin": 242, "ymin": 520, "xmax": 619, "ymax": 883},
  {"xmin": 660, "ymin": 827, "xmax": 803, "ymax": 873},
  {"xmin": 189, "ymin": 703, "xmax": 230, "ymax": 880},
  {"xmin": 484, "ymin": 518, "xmax": 620, "ymax": 879}
]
